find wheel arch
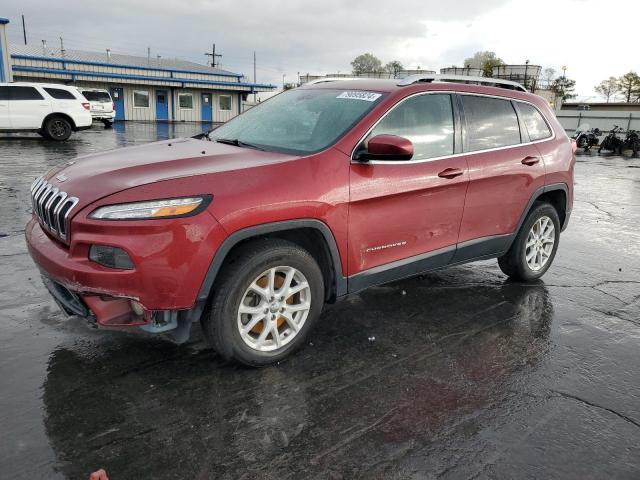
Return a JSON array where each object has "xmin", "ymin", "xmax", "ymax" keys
[
  {"xmin": 42, "ymin": 112, "xmax": 77, "ymax": 131},
  {"xmin": 515, "ymin": 183, "xmax": 569, "ymax": 235},
  {"xmin": 196, "ymin": 219, "xmax": 347, "ymax": 308}
]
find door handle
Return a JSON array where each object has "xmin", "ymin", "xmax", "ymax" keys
[
  {"xmin": 521, "ymin": 156, "xmax": 540, "ymax": 166},
  {"xmin": 438, "ymin": 168, "xmax": 464, "ymax": 179}
]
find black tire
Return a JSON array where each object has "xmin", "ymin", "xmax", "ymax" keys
[
  {"xmin": 576, "ymin": 136, "xmax": 587, "ymax": 149},
  {"xmin": 201, "ymin": 238, "xmax": 325, "ymax": 366},
  {"xmin": 44, "ymin": 116, "xmax": 72, "ymax": 141},
  {"xmin": 37, "ymin": 130, "xmax": 49, "ymax": 138},
  {"xmin": 498, "ymin": 202, "xmax": 561, "ymax": 281},
  {"xmin": 102, "ymin": 120, "xmax": 113, "ymax": 128}
]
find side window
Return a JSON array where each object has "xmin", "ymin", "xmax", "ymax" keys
[
  {"xmin": 44, "ymin": 88, "xmax": 77, "ymax": 100},
  {"xmin": 9, "ymin": 86, "xmax": 45, "ymax": 101},
  {"xmin": 461, "ymin": 95, "xmax": 520, "ymax": 151},
  {"xmin": 0, "ymin": 86, "xmax": 8, "ymax": 101},
  {"xmin": 368, "ymin": 94, "xmax": 454, "ymax": 161},
  {"xmin": 517, "ymin": 102, "xmax": 552, "ymax": 141}
]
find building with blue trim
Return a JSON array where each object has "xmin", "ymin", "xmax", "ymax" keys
[
  {"xmin": 0, "ymin": 18, "xmax": 11, "ymax": 83},
  {"xmin": 6, "ymin": 43, "xmax": 275, "ymax": 123}
]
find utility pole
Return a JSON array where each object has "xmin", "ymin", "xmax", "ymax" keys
[
  {"xmin": 21, "ymin": 15, "xmax": 27, "ymax": 45},
  {"xmin": 147, "ymin": 47, "xmax": 151, "ymax": 66},
  {"xmin": 253, "ymin": 51, "xmax": 257, "ymax": 103},
  {"xmin": 60, "ymin": 37, "xmax": 65, "ymax": 56},
  {"xmin": 204, "ymin": 43, "xmax": 222, "ymax": 68}
]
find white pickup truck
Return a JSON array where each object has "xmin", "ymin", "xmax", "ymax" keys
[{"xmin": 0, "ymin": 82, "xmax": 92, "ymax": 141}]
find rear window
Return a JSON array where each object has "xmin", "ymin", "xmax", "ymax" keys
[
  {"xmin": 517, "ymin": 102, "xmax": 552, "ymax": 141},
  {"xmin": 0, "ymin": 86, "xmax": 7, "ymax": 101},
  {"xmin": 82, "ymin": 91, "xmax": 112, "ymax": 102},
  {"xmin": 9, "ymin": 86, "xmax": 45, "ymax": 101},
  {"xmin": 44, "ymin": 88, "xmax": 77, "ymax": 100},
  {"xmin": 461, "ymin": 95, "xmax": 521, "ymax": 151}
]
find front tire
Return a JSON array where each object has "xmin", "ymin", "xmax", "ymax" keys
[
  {"xmin": 202, "ymin": 239, "xmax": 325, "ymax": 366},
  {"xmin": 44, "ymin": 116, "xmax": 72, "ymax": 141},
  {"xmin": 498, "ymin": 203, "xmax": 560, "ymax": 281}
]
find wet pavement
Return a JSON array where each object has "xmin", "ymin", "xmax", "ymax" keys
[{"xmin": 1, "ymin": 124, "xmax": 639, "ymax": 479}]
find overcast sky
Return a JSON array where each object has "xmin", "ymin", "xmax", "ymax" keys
[{"xmin": 4, "ymin": 0, "xmax": 639, "ymax": 99}]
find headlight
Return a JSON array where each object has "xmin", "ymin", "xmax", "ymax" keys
[{"xmin": 89, "ymin": 195, "xmax": 211, "ymax": 220}]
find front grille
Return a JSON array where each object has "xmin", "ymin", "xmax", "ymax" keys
[{"xmin": 30, "ymin": 176, "xmax": 79, "ymax": 241}]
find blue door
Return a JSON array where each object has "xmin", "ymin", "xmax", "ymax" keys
[
  {"xmin": 201, "ymin": 93, "xmax": 212, "ymax": 122},
  {"xmin": 156, "ymin": 90, "xmax": 169, "ymax": 121},
  {"xmin": 110, "ymin": 87, "xmax": 125, "ymax": 121}
]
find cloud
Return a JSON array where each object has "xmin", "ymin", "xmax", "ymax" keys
[{"xmin": 4, "ymin": 0, "xmax": 639, "ymax": 97}]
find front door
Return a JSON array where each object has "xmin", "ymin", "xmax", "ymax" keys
[
  {"xmin": 0, "ymin": 86, "xmax": 9, "ymax": 128},
  {"xmin": 348, "ymin": 93, "xmax": 468, "ymax": 286},
  {"xmin": 201, "ymin": 93, "xmax": 212, "ymax": 122},
  {"xmin": 156, "ymin": 90, "xmax": 169, "ymax": 121},
  {"xmin": 8, "ymin": 86, "xmax": 52, "ymax": 129},
  {"xmin": 110, "ymin": 87, "xmax": 125, "ymax": 120}
]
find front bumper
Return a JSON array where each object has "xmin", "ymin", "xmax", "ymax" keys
[{"xmin": 25, "ymin": 212, "xmax": 227, "ymax": 327}]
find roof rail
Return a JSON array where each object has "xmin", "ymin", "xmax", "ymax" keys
[
  {"xmin": 397, "ymin": 74, "xmax": 527, "ymax": 92},
  {"xmin": 305, "ymin": 77, "xmax": 362, "ymax": 85}
]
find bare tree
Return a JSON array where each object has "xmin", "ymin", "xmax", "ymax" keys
[
  {"xmin": 595, "ymin": 77, "xmax": 619, "ymax": 102},
  {"xmin": 351, "ymin": 53, "xmax": 383, "ymax": 75},
  {"xmin": 384, "ymin": 60, "xmax": 404, "ymax": 78},
  {"xmin": 464, "ymin": 51, "xmax": 504, "ymax": 77},
  {"xmin": 541, "ymin": 68, "xmax": 556, "ymax": 88}
]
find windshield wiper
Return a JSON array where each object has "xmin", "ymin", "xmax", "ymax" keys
[{"xmin": 215, "ymin": 138, "xmax": 266, "ymax": 151}]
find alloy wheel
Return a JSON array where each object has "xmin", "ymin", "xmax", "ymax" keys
[
  {"xmin": 237, "ymin": 266, "xmax": 311, "ymax": 352},
  {"xmin": 525, "ymin": 216, "xmax": 555, "ymax": 271}
]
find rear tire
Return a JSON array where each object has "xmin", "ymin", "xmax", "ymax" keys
[
  {"xmin": 44, "ymin": 116, "xmax": 72, "ymax": 141},
  {"xmin": 201, "ymin": 239, "xmax": 325, "ymax": 366},
  {"xmin": 102, "ymin": 120, "xmax": 113, "ymax": 128},
  {"xmin": 498, "ymin": 203, "xmax": 560, "ymax": 281}
]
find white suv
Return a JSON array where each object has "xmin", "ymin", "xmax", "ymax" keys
[
  {"xmin": 0, "ymin": 82, "xmax": 92, "ymax": 141},
  {"xmin": 80, "ymin": 88, "xmax": 116, "ymax": 127}
]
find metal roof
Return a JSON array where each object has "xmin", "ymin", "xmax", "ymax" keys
[{"xmin": 10, "ymin": 44, "xmax": 242, "ymax": 78}]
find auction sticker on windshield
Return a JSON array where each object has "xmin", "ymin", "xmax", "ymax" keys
[{"xmin": 336, "ymin": 91, "xmax": 382, "ymax": 102}]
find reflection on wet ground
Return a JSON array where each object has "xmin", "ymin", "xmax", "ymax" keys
[{"xmin": 1, "ymin": 125, "xmax": 639, "ymax": 479}]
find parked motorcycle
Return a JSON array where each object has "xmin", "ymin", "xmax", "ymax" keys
[
  {"xmin": 573, "ymin": 126, "xmax": 601, "ymax": 151},
  {"xmin": 621, "ymin": 129, "xmax": 639, "ymax": 156},
  {"xmin": 598, "ymin": 125, "xmax": 625, "ymax": 154}
]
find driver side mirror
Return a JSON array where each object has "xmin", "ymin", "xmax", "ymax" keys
[{"xmin": 355, "ymin": 134, "xmax": 414, "ymax": 162}]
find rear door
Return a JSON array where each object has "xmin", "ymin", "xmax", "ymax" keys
[
  {"xmin": 348, "ymin": 92, "xmax": 469, "ymax": 284},
  {"xmin": 0, "ymin": 86, "xmax": 9, "ymax": 128},
  {"xmin": 453, "ymin": 94, "xmax": 546, "ymax": 261},
  {"xmin": 8, "ymin": 86, "xmax": 52, "ymax": 129}
]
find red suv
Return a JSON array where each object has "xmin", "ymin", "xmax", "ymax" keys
[{"xmin": 26, "ymin": 75, "xmax": 575, "ymax": 366}]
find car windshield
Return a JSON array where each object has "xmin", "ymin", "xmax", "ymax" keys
[
  {"xmin": 83, "ymin": 91, "xmax": 112, "ymax": 102},
  {"xmin": 208, "ymin": 88, "xmax": 385, "ymax": 155}
]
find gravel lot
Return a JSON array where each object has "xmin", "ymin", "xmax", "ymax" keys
[{"xmin": 1, "ymin": 124, "xmax": 639, "ymax": 479}]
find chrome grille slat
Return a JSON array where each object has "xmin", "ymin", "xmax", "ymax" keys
[{"xmin": 29, "ymin": 176, "xmax": 79, "ymax": 241}]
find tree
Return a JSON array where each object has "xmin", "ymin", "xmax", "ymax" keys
[
  {"xmin": 384, "ymin": 60, "xmax": 404, "ymax": 77},
  {"xmin": 550, "ymin": 76, "xmax": 577, "ymax": 102},
  {"xmin": 351, "ymin": 53, "xmax": 383, "ymax": 75},
  {"xmin": 616, "ymin": 71, "xmax": 640, "ymax": 102},
  {"xmin": 541, "ymin": 68, "xmax": 556, "ymax": 88},
  {"xmin": 595, "ymin": 77, "xmax": 619, "ymax": 102},
  {"xmin": 463, "ymin": 51, "xmax": 504, "ymax": 77}
]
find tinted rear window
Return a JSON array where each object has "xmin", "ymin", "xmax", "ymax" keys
[
  {"xmin": 461, "ymin": 95, "xmax": 521, "ymax": 151},
  {"xmin": 0, "ymin": 86, "xmax": 7, "ymax": 101},
  {"xmin": 44, "ymin": 87, "xmax": 77, "ymax": 100},
  {"xmin": 9, "ymin": 86, "xmax": 45, "ymax": 101},
  {"xmin": 83, "ymin": 91, "xmax": 112, "ymax": 102},
  {"xmin": 517, "ymin": 102, "xmax": 552, "ymax": 141}
]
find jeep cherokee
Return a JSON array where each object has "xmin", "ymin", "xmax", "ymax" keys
[{"xmin": 25, "ymin": 75, "xmax": 575, "ymax": 366}]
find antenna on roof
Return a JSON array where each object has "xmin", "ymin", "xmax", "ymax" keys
[
  {"xmin": 204, "ymin": 43, "xmax": 222, "ymax": 68},
  {"xmin": 106, "ymin": 48, "xmax": 111, "ymax": 62},
  {"xmin": 59, "ymin": 37, "xmax": 65, "ymax": 57},
  {"xmin": 147, "ymin": 47, "xmax": 151, "ymax": 66},
  {"xmin": 41, "ymin": 39, "xmax": 47, "ymax": 55}
]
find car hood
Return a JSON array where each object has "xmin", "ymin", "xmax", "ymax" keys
[{"xmin": 43, "ymin": 138, "xmax": 298, "ymax": 209}]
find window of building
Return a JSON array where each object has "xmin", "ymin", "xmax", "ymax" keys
[
  {"xmin": 219, "ymin": 95, "xmax": 232, "ymax": 111},
  {"xmin": 44, "ymin": 88, "xmax": 77, "ymax": 100},
  {"xmin": 9, "ymin": 86, "xmax": 45, "ymax": 101},
  {"xmin": 133, "ymin": 90, "xmax": 150, "ymax": 108},
  {"xmin": 516, "ymin": 102, "xmax": 552, "ymax": 141},
  {"xmin": 179, "ymin": 94, "xmax": 193, "ymax": 109},
  {"xmin": 461, "ymin": 95, "xmax": 521, "ymax": 151},
  {"xmin": 367, "ymin": 93, "xmax": 455, "ymax": 161}
]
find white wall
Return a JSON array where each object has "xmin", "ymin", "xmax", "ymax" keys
[{"xmin": 556, "ymin": 110, "xmax": 640, "ymax": 134}]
